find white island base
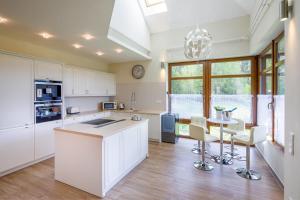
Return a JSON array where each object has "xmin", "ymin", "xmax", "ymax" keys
[{"xmin": 54, "ymin": 119, "xmax": 148, "ymax": 198}]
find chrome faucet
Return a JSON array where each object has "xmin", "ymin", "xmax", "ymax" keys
[{"xmin": 130, "ymin": 91, "xmax": 136, "ymax": 111}]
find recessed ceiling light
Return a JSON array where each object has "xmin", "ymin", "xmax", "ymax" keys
[
  {"xmin": 82, "ymin": 33, "xmax": 95, "ymax": 40},
  {"xmin": 73, "ymin": 43, "xmax": 83, "ymax": 49},
  {"xmin": 0, "ymin": 17, "xmax": 8, "ymax": 24},
  {"xmin": 96, "ymin": 51, "xmax": 104, "ymax": 56},
  {"xmin": 39, "ymin": 32, "xmax": 54, "ymax": 39},
  {"xmin": 115, "ymin": 48, "xmax": 123, "ymax": 53}
]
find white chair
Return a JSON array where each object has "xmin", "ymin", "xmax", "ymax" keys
[
  {"xmin": 190, "ymin": 116, "xmax": 207, "ymax": 154},
  {"xmin": 233, "ymin": 126, "xmax": 267, "ymax": 180},
  {"xmin": 189, "ymin": 123, "xmax": 218, "ymax": 171},
  {"xmin": 223, "ymin": 118, "xmax": 245, "ymax": 158}
]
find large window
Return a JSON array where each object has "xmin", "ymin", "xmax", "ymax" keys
[
  {"xmin": 257, "ymin": 33, "xmax": 285, "ymax": 147},
  {"xmin": 169, "ymin": 57, "xmax": 257, "ymax": 130},
  {"xmin": 169, "ymin": 62, "xmax": 204, "ymax": 120},
  {"xmin": 210, "ymin": 60, "xmax": 254, "ymax": 123}
]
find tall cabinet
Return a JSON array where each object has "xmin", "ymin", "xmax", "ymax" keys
[{"xmin": 0, "ymin": 53, "xmax": 35, "ymax": 173}]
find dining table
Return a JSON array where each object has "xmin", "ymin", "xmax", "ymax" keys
[{"xmin": 207, "ymin": 118, "xmax": 238, "ymax": 165}]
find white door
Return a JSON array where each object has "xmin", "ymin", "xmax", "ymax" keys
[
  {"xmin": 35, "ymin": 120, "xmax": 62, "ymax": 159},
  {"xmin": 0, "ymin": 125, "xmax": 34, "ymax": 173},
  {"xmin": 86, "ymin": 70, "xmax": 98, "ymax": 96},
  {"xmin": 34, "ymin": 60, "xmax": 62, "ymax": 81},
  {"xmin": 63, "ymin": 66, "xmax": 74, "ymax": 97},
  {"xmin": 0, "ymin": 53, "xmax": 34, "ymax": 130}
]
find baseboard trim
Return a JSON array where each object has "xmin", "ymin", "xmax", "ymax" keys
[
  {"xmin": 255, "ymin": 147, "xmax": 284, "ymax": 190},
  {"xmin": 0, "ymin": 154, "xmax": 54, "ymax": 177}
]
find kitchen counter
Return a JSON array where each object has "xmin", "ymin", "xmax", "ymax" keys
[{"xmin": 55, "ymin": 117, "xmax": 148, "ymax": 138}]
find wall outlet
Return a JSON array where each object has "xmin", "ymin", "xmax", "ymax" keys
[{"xmin": 289, "ymin": 132, "xmax": 295, "ymax": 156}]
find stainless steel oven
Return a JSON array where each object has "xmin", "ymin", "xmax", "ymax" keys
[
  {"xmin": 35, "ymin": 80, "xmax": 62, "ymax": 102},
  {"xmin": 35, "ymin": 102, "xmax": 62, "ymax": 124}
]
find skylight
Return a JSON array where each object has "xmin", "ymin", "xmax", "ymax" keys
[{"xmin": 139, "ymin": 0, "xmax": 167, "ymax": 16}]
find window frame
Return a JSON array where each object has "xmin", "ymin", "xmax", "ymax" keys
[{"xmin": 258, "ymin": 32, "xmax": 285, "ymax": 149}]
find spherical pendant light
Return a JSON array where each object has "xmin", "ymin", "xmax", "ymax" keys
[{"xmin": 184, "ymin": 27, "xmax": 212, "ymax": 59}]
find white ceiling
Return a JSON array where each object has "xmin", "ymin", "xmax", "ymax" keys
[
  {"xmin": 0, "ymin": 0, "xmax": 147, "ymax": 63},
  {"xmin": 144, "ymin": 0, "xmax": 256, "ymax": 33}
]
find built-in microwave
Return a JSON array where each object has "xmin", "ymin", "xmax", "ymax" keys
[
  {"xmin": 35, "ymin": 80, "xmax": 62, "ymax": 102},
  {"xmin": 103, "ymin": 102, "xmax": 118, "ymax": 110}
]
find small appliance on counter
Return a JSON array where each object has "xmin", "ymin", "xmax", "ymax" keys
[
  {"xmin": 119, "ymin": 103, "xmax": 125, "ymax": 110},
  {"xmin": 131, "ymin": 114, "xmax": 142, "ymax": 121},
  {"xmin": 161, "ymin": 113, "xmax": 179, "ymax": 144},
  {"xmin": 102, "ymin": 102, "xmax": 118, "ymax": 110},
  {"xmin": 66, "ymin": 106, "xmax": 80, "ymax": 114}
]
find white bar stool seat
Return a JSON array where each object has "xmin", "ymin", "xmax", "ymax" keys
[
  {"xmin": 233, "ymin": 126, "xmax": 267, "ymax": 180},
  {"xmin": 189, "ymin": 123, "xmax": 218, "ymax": 171},
  {"xmin": 190, "ymin": 116, "xmax": 207, "ymax": 154},
  {"xmin": 223, "ymin": 118, "xmax": 245, "ymax": 158}
]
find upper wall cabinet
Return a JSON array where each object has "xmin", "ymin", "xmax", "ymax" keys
[
  {"xmin": 34, "ymin": 60, "xmax": 63, "ymax": 81},
  {"xmin": 63, "ymin": 66, "xmax": 116, "ymax": 97}
]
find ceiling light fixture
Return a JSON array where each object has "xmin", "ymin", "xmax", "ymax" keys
[
  {"xmin": 96, "ymin": 51, "xmax": 104, "ymax": 56},
  {"xmin": 0, "ymin": 17, "xmax": 8, "ymax": 24},
  {"xmin": 73, "ymin": 43, "xmax": 83, "ymax": 49},
  {"xmin": 39, "ymin": 32, "xmax": 54, "ymax": 39},
  {"xmin": 115, "ymin": 48, "xmax": 123, "ymax": 53},
  {"xmin": 184, "ymin": 27, "xmax": 212, "ymax": 59},
  {"xmin": 82, "ymin": 33, "xmax": 95, "ymax": 40}
]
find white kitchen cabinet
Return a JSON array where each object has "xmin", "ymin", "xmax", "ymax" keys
[
  {"xmin": 34, "ymin": 60, "xmax": 62, "ymax": 81},
  {"xmin": 63, "ymin": 66, "xmax": 116, "ymax": 97},
  {"xmin": 122, "ymin": 127, "xmax": 139, "ymax": 171},
  {"xmin": 141, "ymin": 114, "xmax": 161, "ymax": 142},
  {"xmin": 0, "ymin": 125, "xmax": 34, "ymax": 173},
  {"xmin": 0, "ymin": 53, "xmax": 34, "ymax": 130},
  {"xmin": 139, "ymin": 122, "xmax": 149, "ymax": 159},
  {"xmin": 35, "ymin": 120, "xmax": 63, "ymax": 160},
  {"xmin": 104, "ymin": 133, "xmax": 121, "ymax": 189}
]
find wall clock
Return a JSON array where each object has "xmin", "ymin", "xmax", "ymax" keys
[{"xmin": 132, "ymin": 64, "xmax": 145, "ymax": 79}]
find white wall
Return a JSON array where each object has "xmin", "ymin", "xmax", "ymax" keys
[
  {"xmin": 64, "ymin": 97, "xmax": 109, "ymax": 113},
  {"xmin": 284, "ymin": 1, "xmax": 300, "ymax": 199},
  {"xmin": 109, "ymin": 0, "xmax": 151, "ymax": 55},
  {"xmin": 249, "ymin": 0, "xmax": 285, "ymax": 184},
  {"xmin": 109, "ymin": 16, "xmax": 250, "ymax": 111},
  {"xmin": 250, "ymin": 0, "xmax": 284, "ymax": 54}
]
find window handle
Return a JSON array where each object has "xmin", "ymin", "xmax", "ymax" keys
[{"xmin": 268, "ymin": 102, "xmax": 273, "ymax": 109}]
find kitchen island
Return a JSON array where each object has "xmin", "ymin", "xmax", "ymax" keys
[{"xmin": 54, "ymin": 118, "xmax": 148, "ymax": 198}]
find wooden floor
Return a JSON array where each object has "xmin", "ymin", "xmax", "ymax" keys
[{"xmin": 0, "ymin": 138, "xmax": 283, "ymax": 200}]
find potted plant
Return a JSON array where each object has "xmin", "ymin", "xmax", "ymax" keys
[{"xmin": 214, "ymin": 106, "xmax": 225, "ymax": 119}]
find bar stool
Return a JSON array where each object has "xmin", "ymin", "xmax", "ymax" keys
[
  {"xmin": 189, "ymin": 123, "xmax": 218, "ymax": 171},
  {"xmin": 233, "ymin": 126, "xmax": 267, "ymax": 180},
  {"xmin": 223, "ymin": 118, "xmax": 245, "ymax": 158},
  {"xmin": 191, "ymin": 116, "xmax": 207, "ymax": 154}
]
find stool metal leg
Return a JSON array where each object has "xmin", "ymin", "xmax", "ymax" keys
[
  {"xmin": 226, "ymin": 136, "xmax": 239, "ymax": 158},
  {"xmin": 236, "ymin": 145, "xmax": 261, "ymax": 180},
  {"xmin": 192, "ymin": 140, "xmax": 201, "ymax": 154},
  {"xmin": 194, "ymin": 141, "xmax": 214, "ymax": 171}
]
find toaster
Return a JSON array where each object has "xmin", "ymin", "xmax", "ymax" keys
[{"xmin": 66, "ymin": 107, "xmax": 80, "ymax": 114}]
